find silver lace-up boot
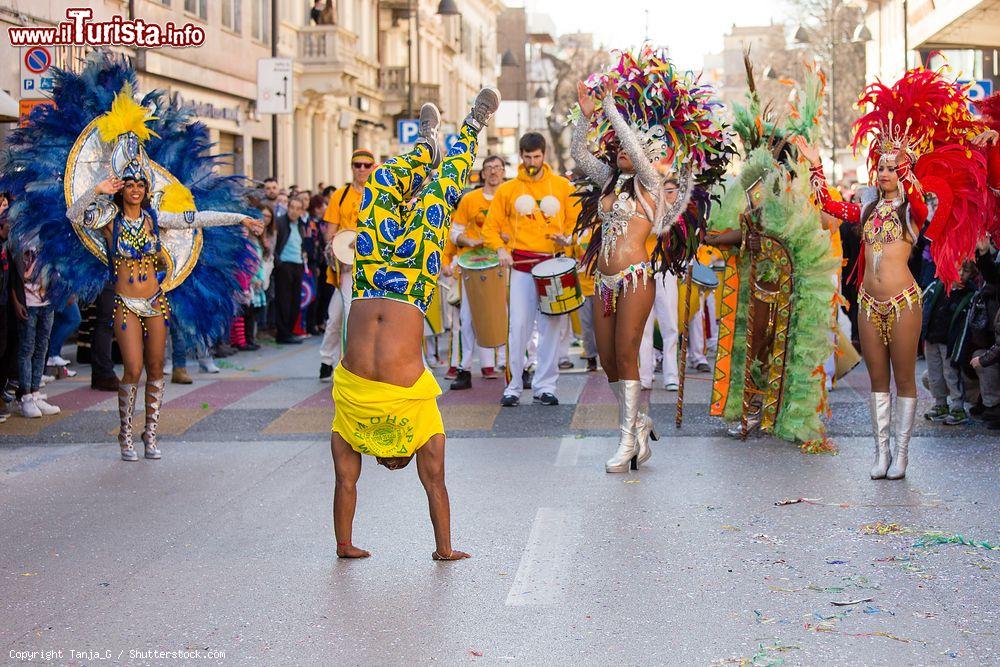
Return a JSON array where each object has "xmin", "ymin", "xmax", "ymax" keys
[
  {"xmin": 142, "ymin": 378, "xmax": 164, "ymax": 460},
  {"xmin": 118, "ymin": 382, "xmax": 139, "ymax": 462}
]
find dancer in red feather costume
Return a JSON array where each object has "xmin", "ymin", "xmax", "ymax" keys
[{"xmin": 794, "ymin": 68, "xmax": 993, "ymax": 480}]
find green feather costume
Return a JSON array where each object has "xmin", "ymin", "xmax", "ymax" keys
[{"xmin": 706, "ymin": 63, "xmax": 839, "ymax": 447}]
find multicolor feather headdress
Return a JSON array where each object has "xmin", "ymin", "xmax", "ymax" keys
[{"xmin": 573, "ymin": 45, "xmax": 730, "ymax": 176}]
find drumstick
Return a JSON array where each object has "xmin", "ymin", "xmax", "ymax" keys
[{"xmin": 676, "ymin": 261, "xmax": 694, "ymax": 429}]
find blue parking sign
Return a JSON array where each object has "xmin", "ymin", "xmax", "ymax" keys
[
  {"xmin": 397, "ymin": 119, "xmax": 419, "ymax": 144},
  {"xmin": 959, "ymin": 79, "xmax": 994, "ymax": 114},
  {"xmin": 445, "ymin": 134, "xmax": 460, "ymax": 151}
]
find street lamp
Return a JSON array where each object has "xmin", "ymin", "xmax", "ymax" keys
[
  {"xmin": 501, "ymin": 49, "xmax": 519, "ymax": 67},
  {"xmin": 437, "ymin": 0, "xmax": 460, "ymax": 16},
  {"xmin": 408, "ymin": 0, "xmax": 464, "ymax": 117}
]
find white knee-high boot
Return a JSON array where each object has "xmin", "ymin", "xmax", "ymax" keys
[
  {"xmin": 606, "ymin": 380, "xmax": 641, "ymax": 473},
  {"xmin": 869, "ymin": 392, "xmax": 892, "ymax": 479},
  {"xmin": 886, "ymin": 396, "xmax": 916, "ymax": 480}
]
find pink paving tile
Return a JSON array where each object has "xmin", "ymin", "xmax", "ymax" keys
[
  {"xmin": 295, "ymin": 386, "xmax": 334, "ymax": 408},
  {"xmin": 439, "ymin": 377, "xmax": 506, "ymax": 406},
  {"xmin": 165, "ymin": 379, "xmax": 270, "ymax": 409},
  {"xmin": 577, "ymin": 374, "xmax": 616, "ymax": 405},
  {"xmin": 47, "ymin": 386, "xmax": 119, "ymax": 411}
]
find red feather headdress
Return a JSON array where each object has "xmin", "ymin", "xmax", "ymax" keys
[{"xmin": 852, "ymin": 68, "xmax": 981, "ymax": 177}]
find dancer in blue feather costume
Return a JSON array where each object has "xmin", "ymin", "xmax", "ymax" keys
[{"xmin": 0, "ymin": 51, "xmax": 262, "ymax": 462}]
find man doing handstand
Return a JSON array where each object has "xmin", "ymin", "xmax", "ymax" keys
[{"xmin": 330, "ymin": 87, "xmax": 500, "ymax": 560}]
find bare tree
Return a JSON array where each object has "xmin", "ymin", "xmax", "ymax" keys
[
  {"xmin": 786, "ymin": 0, "xmax": 867, "ymax": 163},
  {"xmin": 538, "ymin": 47, "xmax": 610, "ymax": 175}
]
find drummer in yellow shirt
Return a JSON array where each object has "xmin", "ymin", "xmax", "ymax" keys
[
  {"xmin": 444, "ymin": 155, "xmax": 507, "ymax": 390},
  {"xmin": 318, "ymin": 148, "xmax": 375, "ymax": 381},
  {"xmin": 481, "ymin": 132, "xmax": 578, "ymax": 407}
]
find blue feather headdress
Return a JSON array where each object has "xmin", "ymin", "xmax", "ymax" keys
[{"xmin": 0, "ymin": 50, "xmax": 258, "ymax": 349}]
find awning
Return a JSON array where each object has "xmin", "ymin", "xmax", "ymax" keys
[
  {"xmin": 911, "ymin": 0, "xmax": 1000, "ymax": 48},
  {"xmin": 0, "ymin": 89, "xmax": 17, "ymax": 122}
]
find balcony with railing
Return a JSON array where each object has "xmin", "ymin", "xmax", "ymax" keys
[
  {"xmin": 297, "ymin": 26, "xmax": 378, "ymax": 91},
  {"xmin": 380, "ymin": 65, "xmax": 440, "ymax": 114}
]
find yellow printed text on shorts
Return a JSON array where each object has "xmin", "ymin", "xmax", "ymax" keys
[{"xmin": 332, "ymin": 364, "xmax": 444, "ymax": 457}]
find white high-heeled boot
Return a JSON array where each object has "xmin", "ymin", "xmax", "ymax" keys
[
  {"xmin": 869, "ymin": 392, "xmax": 892, "ymax": 479},
  {"xmin": 606, "ymin": 380, "xmax": 641, "ymax": 473},
  {"xmin": 886, "ymin": 396, "xmax": 916, "ymax": 480}
]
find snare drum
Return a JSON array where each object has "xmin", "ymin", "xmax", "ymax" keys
[
  {"xmin": 679, "ymin": 263, "xmax": 719, "ymax": 322},
  {"xmin": 457, "ymin": 248, "xmax": 508, "ymax": 347},
  {"xmin": 531, "ymin": 257, "xmax": 584, "ymax": 316},
  {"xmin": 331, "ymin": 230, "xmax": 357, "ymax": 266}
]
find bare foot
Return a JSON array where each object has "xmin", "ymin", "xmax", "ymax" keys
[
  {"xmin": 432, "ymin": 550, "xmax": 471, "ymax": 561},
  {"xmin": 337, "ymin": 544, "xmax": 371, "ymax": 558}
]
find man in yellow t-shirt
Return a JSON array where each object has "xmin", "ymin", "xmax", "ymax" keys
[
  {"xmin": 445, "ymin": 155, "xmax": 507, "ymax": 390},
  {"xmin": 481, "ymin": 132, "xmax": 578, "ymax": 407},
  {"xmin": 318, "ymin": 148, "xmax": 375, "ymax": 381}
]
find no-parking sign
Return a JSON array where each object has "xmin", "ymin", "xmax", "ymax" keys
[{"xmin": 20, "ymin": 46, "xmax": 54, "ymax": 100}]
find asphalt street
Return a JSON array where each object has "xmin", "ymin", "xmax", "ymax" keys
[{"xmin": 1, "ymin": 337, "xmax": 997, "ymax": 665}]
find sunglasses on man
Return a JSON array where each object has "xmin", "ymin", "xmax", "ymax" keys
[{"xmin": 352, "ymin": 162, "xmax": 374, "ymax": 169}]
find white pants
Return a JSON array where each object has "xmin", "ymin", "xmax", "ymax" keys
[
  {"xmin": 319, "ymin": 271, "xmax": 352, "ymax": 366},
  {"xmin": 687, "ymin": 291, "xmax": 716, "ymax": 367},
  {"xmin": 639, "ymin": 271, "xmax": 679, "ymax": 387},
  {"xmin": 558, "ymin": 315, "xmax": 573, "ymax": 362},
  {"xmin": 450, "ymin": 288, "xmax": 494, "ymax": 370},
  {"xmin": 506, "ymin": 269, "xmax": 563, "ymax": 397}
]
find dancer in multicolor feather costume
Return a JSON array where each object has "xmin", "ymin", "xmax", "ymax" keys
[
  {"xmin": 0, "ymin": 52, "xmax": 261, "ymax": 462},
  {"xmin": 570, "ymin": 46, "xmax": 733, "ymax": 472}
]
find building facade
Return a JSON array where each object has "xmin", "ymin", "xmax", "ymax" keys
[
  {"xmin": 0, "ymin": 0, "xmax": 503, "ymax": 190},
  {"xmin": 863, "ymin": 0, "xmax": 1000, "ymax": 88}
]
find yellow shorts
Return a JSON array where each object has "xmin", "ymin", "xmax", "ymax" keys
[{"xmin": 331, "ymin": 364, "xmax": 444, "ymax": 457}]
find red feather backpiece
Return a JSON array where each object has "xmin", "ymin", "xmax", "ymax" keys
[
  {"xmin": 917, "ymin": 146, "xmax": 988, "ymax": 286},
  {"xmin": 975, "ymin": 92, "xmax": 1000, "ymax": 240}
]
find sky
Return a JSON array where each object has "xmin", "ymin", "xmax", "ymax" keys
[{"xmin": 516, "ymin": 0, "xmax": 792, "ymax": 70}]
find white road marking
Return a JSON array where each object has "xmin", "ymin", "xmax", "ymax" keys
[
  {"xmin": 554, "ymin": 436, "xmax": 580, "ymax": 466},
  {"xmin": 505, "ymin": 508, "xmax": 577, "ymax": 606}
]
